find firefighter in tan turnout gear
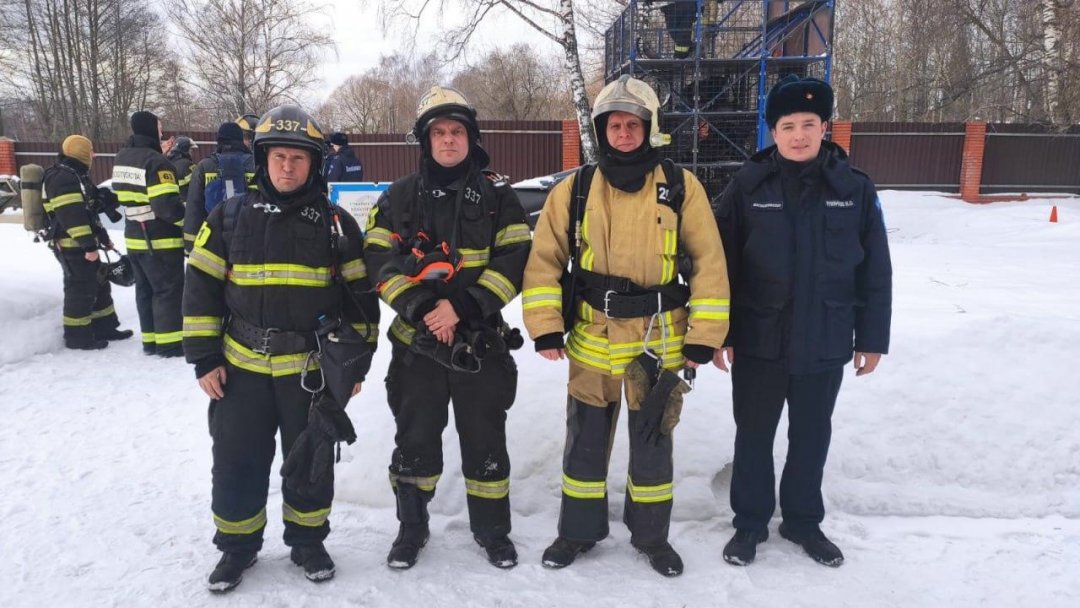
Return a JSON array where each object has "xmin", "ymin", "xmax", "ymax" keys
[
  {"xmin": 522, "ymin": 75, "xmax": 730, "ymax": 576},
  {"xmin": 363, "ymin": 86, "xmax": 531, "ymax": 570}
]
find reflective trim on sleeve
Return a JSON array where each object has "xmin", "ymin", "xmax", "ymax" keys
[
  {"xmin": 561, "ymin": 474, "xmax": 606, "ymax": 500},
  {"xmin": 147, "ymin": 182, "xmax": 180, "ymax": 199},
  {"xmin": 183, "ymin": 316, "xmax": 223, "ymax": 338},
  {"xmin": 476, "ymin": 268, "xmax": 516, "ymax": 304},
  {"xmin": 364, "ymin": 227, "xmax": 394, "ymax": 249},
  {"xmin": 340, "ymin": 258, "xmax": 367, "ymax": 281},
  {"xmin": 282, "ymin": 503, "xmax": 330, "ymax": 528},
  {"xmin": 66, "ymin": 225, "xmax": 92, "ymax": 239},
  {"xmin": 351, "ymin": 322, "xmax": 380, "ymax": 344},
  {"xmin": 458, "ymin": 247, "xmax": 490, "ymax": 269},
  {"xmin": 464, "ymin": 477, "xmax": 510, "ymax": 500},
  {"xmin": 626, "ymin": 476, "xmax": 673, "ymax": 504},
  {"xmin": 213, "ymin": 508, "xmax": 267, "ymax": 536},
  {"xmin": 389, "ymin": 472, "xmax": 440, "ymax": 492},
  {"xmin": 495, "ymin": 223, "xmax": 531, "ymax": 247},
  {"xmin": 521, "ymin": 287, "xmax": 562, "ymax": 311},
  {"xmin": 188, "ymin": 246, "xmax": 227, "ymax": 280},
  {"xmin": 49, "ymin": 192, "xmax": 84, "ymax": 209},
  {"xmin": 379, "ymin": 274, "xmax": 417, "ymax": 305},
  {"xmin": 389, "ymin": 317, "xmax": 416, "ymax": 345},
  {"xmin": 688, "ymin": 298, "xmax": 731, "ymax": 321},
  {"xmin": 116, "ymin": 191, "xmax": 150, "ymax": 204}
]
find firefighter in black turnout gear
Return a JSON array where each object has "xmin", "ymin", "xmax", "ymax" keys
[
  {"xmin": 182, "ymin": 122, "xmax": 256, "ymax": 253},
  {"xmin": 714, "ymin": 76, "xmax": 892, "ymax": 568},
  {"xmin": 167, "ymin": 136, "xmax": 198, "ymax": 202},
  {"xmin": 112, "ymin": 111, "xmax": 186, "ymax": 356},
  {"xmin": 183, "ymin": 105, "xmax": 380, "ymax": 592},
  {"xmin": 43, "ymin": 135, "xmax": 133, "ymax": 349},
  {"xmin": 364, "ymin": 86, "xmax": 531, "ymax": 570}
]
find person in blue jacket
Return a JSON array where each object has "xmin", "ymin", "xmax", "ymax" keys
[
  {"xmin": 713, "ymin": 75, "xmax": 892, "ymax": 569},
  {"xmin": 324, "ymin": 132, "xmax": 363, "ymax": 182}
]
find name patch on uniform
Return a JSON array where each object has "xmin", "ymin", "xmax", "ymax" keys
[
  {"xmin": 299, "ymin": 206, "xmax": 321, "ymax": 225},
  {"xmin": 826, "ymin": 200, "xmax": 854, "ymax": 209},
  {"xmin": 657, "ymin": 184, "xmax": 673, "ymax": 203},
  {"xmin": 752, "ymin": 201, "xmax": 784, "ymax": 211},
  {"xmin": 157, "ymin": 170, "xmax": 176, "ymax": 185},
  {"xmin": 112, "ymin": 167, "xmax": 146, "ymax": 186}
]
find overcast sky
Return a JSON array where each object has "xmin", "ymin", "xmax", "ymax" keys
[{"xmin": 316, "ymin": 0, "xmax": 562, "ymax": 100}]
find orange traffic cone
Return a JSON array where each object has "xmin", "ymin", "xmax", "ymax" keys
[{"xmin": 1050, "ymin": 205, "xmax": 1059, "ymax": 223}]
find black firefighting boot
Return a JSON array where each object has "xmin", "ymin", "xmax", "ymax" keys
[
  {"xmin": 95, "ymin": 327, "xmax": 134, "ymax": 341},
  {"xmin": 206, "ymin": 551, "xmax": 257, "ymax": 593},
  {"xmin": 541, "ymin": 537, "xmax": 595, "ymax": 569},
  {"xmin": 474, "ymin": 535, "xmax": 518, "ymax": 569},
  {"xmin": 65, "ymin": 334, "xmax": 108, "ymax": 350},
  {"xmin": 632, "ymin": 541, "xmax": 684, "ymax": 577},
  {"xmin": 723, "ymin": 528, "xmax": 769, "ymax": 566},
  {"xmin": 779, "ymin": 522, "xmax": 844, "ymax": 567},
  {"xmin": 157, "ymin": 344, "xmax": 184, "ymax": 358},
  {"xmin": 290, "ymin": 542, "xmax": 335, "ymax": 582},
  {"xmin": 387, "ymin": 484, "xmax": 430, "ymax": 569}
]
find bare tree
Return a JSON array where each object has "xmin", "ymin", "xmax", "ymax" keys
[
  {"xmin": 172, "ymin": 0, "xmax": 336, "ymax": 119},
  {"xmin": 0, "ymin": 0, "xmax": 172, "ymax": 140},
  {"xmin": 316, "ymin": 53, "xmax": 444, "ymax": 134},
  {"xmin": 380, "ymin": 0, "xmax": 600, "ymax": 162},
  {"xmin": 452, "ymin": 44, "xmax": 574, "ymax": 119}
]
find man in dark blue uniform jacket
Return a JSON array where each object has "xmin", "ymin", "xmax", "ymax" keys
[{"xmin": 713, "ymin": 75, "xmax": 892, "ymax": 568}]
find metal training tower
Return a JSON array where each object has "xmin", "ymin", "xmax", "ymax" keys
[{"xmin": 604, "ymin": 1, "xmax": 836, "ymax": 198}]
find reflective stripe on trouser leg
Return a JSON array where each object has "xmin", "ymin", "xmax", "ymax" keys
[
  {"xmin": 558, "ymin": 396, "xmax": 617, "ymax": 543},
  {"xmin": 209, "ymin": 365, "xmax": 277, "ymax": 553},
  {"xmin": 275, "ymin": 373, "xmax": 334, "ymax": 547},
  {"xmin": 60, "ymin": 254, "xmax": 98, "ymax": 342},
  {"xmin": 129, "ymin": 252, "xmax": 156, "ymax": 342},
  {"xmin": 450, "ymin": 351, "xmax": 516, "ymax": 540},
  {"xmin": 624, "ymin": 407, "xmax": 675, "ymax": 547}
]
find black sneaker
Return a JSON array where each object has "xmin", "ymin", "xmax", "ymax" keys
[
  {"xmin": 474, "ymin": 535, "xmax": 518, "ymax": 569},
  {"xmin": 65, "ymin": 338, "xmax": 108, "ymax": 350},
  {"xmin": 387, "ymin": 524, "xmax": 429, "ymax": 570},
  {"xmin": 778, "ymin": 522, "xmax": 844, "ymax": 567},
  {"xmin": 632, "ymin": 541, "xmax": 684, "ymax": 577},
  {"xmin": 96, "ymin": 328, "xmax": 134, "ymax": 341},
  {"xmin": 723, "ymin": 528, "xmax": 769, "ymax": 566},
  {"xmin": 206, "ymin": 551, "xmax": 257, "ymax": 593},
  {"xmin": 290, "ymin": 543, "xmax": 335, "ymax": 582},
  {"xmin": 541, "ymin": 537, "xmax": 595, "ymax": 569}
]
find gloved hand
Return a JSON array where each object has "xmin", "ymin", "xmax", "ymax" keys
[{"xmin": 281, "ymin": 396, "xmax": 357, "ymax": 499}]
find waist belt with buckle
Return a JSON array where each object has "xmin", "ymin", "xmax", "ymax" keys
[
  {"xmin": 575, "ymin": 268, "xmax": 689, "ymax": 319},
  {"xmin": 228, "ymin": 315, "xmax": 318, "ymax": 355}
]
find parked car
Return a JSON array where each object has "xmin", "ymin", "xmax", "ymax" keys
[{"xmin": 511, "ymin": 168, "xmax": 575, "ymax": 229}]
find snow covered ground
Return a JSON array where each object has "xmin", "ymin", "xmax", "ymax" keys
[{"xmin": 1, "ymin": 191, "xmax": 1078, "ymax": 607}]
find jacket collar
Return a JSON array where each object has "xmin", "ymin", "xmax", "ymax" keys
[{"xmin": 740, "ymin": 140, "xmax": 860, "ymax": 198}]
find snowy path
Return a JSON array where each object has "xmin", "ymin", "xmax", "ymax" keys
[{"xmin": 1, "ymin": 192, "xmax": 1078, "ymax": 607}]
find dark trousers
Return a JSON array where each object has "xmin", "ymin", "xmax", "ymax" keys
[
  {"xmin": 559, "ymin": 397, "xmax": 674, "ymax": 547},
  {"xmin": 209, "ymin": 364, "xmax": 331, "ymax": 553},
  {"xmin": 129, "ymin": 249, "xmax": 183, "ymax": 351},
  {"xmin": 385, "ymin": 345, "xmax": 517, "ymax": 539},
  {"xmin": 58, "ymin": 251, "xmax": 118, "ymax": 344},
  {"xmin": 730, "ymin": 358, "xmax": 843, "ymax": 533}
]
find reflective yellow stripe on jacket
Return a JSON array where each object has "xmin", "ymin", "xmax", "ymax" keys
[{"xmin": 229, "ymin": 263, "xmax": 332, "ymax": 288}]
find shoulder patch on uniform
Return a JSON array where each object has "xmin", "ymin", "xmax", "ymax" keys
[
  {"xmin": 194, "ymin": 222, "xmax": 212, "ymax": 248},
  {"xmin": 157, "ymin": 170, "xmax": 176, "ymax": 185}
]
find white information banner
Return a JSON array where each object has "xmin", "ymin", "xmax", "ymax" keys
[{"xmin": 329, "ymin": 182, "xmax": 389, "ymax": 225}]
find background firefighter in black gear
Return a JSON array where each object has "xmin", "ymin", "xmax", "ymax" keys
[
  {"xmin": 713, "ymin": 75, "xmax": 892, "ymax": 569},
  {"xmin": 43, "ymin": 135, "xmax": 133, "ymax": 349},
  {"xmin": 183, "ymin": 104, "xmax": 380, "ymax": 592},
  {"xmin": 324, "ymin": 132, "xmax": 364, "ymax": 183},
  {"xmin": 522, "ymin": 75, "xmax": 730, "ymax": 577},
  {"xmin": 363, "ymin": 85, "xmax": 531, "ymax": 571},
  {"xmin": 183, "ymin": 122, "xmax": 255, "ymax": 254},
  {"xmin": 166, "ymin": 136, "xmax": 198, "ymax": 202},
  {"xmin": 112, "ymin": 111, "xmax": 186, "ymax": 357},
  {"xmin": 235, "ymin": 113, "xmax": 260, "ymax": 149},
  {"xmin": 646, "ymin": 1, "xmax": 723, "ymax": 58}
]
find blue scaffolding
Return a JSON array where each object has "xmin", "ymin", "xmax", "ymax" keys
[{"xmin": 604, "ymin": 1, "xmax": 835, "ymax": 197}]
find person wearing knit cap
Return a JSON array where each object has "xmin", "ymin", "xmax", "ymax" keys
[
  {"xmin": 521, "ymin": 75, "xmax": 729, "ymax": 577},
  {"xmin": 363, "ymin": 85, "xmax": 530, "ymax": 571},
  {"xmin": 167, "ymin": 136, "xmax": 198, "ymax": 202},
  {"xmin": 112, "ymin": 110, "xmax": 187, "ymax": 356},
  {"xmin": 714, "ymin": 74, "xmax": 892, "ymax": 568},
  {"xmin": 182, "ymin": 121, "xmax": 255, "ymax": 253},
  {"xmin": 323, "ymin": 132, "xmax": 363, "ymax": 183},
  {"xmin": 43, "ymin": 134, "xmax": 133, "ymax": 349}
]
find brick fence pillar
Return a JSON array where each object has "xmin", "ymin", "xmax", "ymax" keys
[
  {"xmin": 960, "ymin": 121, "xmax": 987, "ymax": 202},
  {"xmin": 831, "ymin": 120, "xmax": 853, "ymax": 155},
  {"xmin": 0, "ymin": 137, "xmax": 16, "ymax": 176},
  {"xmin": 562, "ymin": 120, "xmax": 581, "ymax": 171}
]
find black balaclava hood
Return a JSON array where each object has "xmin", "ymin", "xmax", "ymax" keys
[{"xmin": 595, "ymin": 112, "xmax": 660, "ymax": 192}]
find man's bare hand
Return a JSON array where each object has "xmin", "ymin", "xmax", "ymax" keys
[
  {"xmin": 198, "ymin": 366, "xmax": 227, "ymax": 400},
  {"xmin": 424, "ymin": 299, "xmax": 459, "ymax": 345},
  {"xmin": 713, "ymin": 347, "xmax": 734, "ymax": 372},
  {"xmin": 538, "ymin": 348, "xmax": 566, "ymax": 361},
  {"xmin": 854, "ymin": 352, "xmax": 882, "ymax": 376}
]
